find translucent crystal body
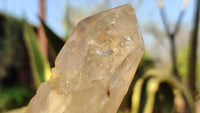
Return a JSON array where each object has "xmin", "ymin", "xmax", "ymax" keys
[{"xmin": 26, "ymin": 4, "xmax": 144, "ymax": 113}]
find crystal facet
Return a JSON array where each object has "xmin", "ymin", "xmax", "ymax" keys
[{"xmin": 26, "ymin": 4, "xmax": 144, "ymax": 113}]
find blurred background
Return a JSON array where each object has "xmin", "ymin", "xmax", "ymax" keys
[{"xmin": 0, "ymin": 0, "xmax": 199, "ymax": 113}]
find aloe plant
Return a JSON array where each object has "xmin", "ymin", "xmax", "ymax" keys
[{"xmin": 131, "ymin": 70, "xmax": 195, "ymax": 113}]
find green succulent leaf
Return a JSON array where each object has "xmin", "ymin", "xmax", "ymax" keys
[
  {"xmin": 131, "ymin": 78, "xmax": 145, "ymax": 113},
  {"xmin": 143, "ymin": 78, "xmax": 160, "ymax": 113},
  {"xmin": 23, "ymin": 21, "xmax": 51, "ymax": 88}
]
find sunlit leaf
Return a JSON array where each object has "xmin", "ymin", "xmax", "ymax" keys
[
  {"xmin": 143, "ymin": 78, "xmax": 160, "ymax": 113},
  {"xmin": 23, "ymin": 22, "xmax": 51, "ymax": 88},
  {"xmin": 131, "ymin": 78, "xmax": 145, "ymax": 113},
  {"xmin": 3, "ymin": 106, "xmax": 26, "ymax": 113}
]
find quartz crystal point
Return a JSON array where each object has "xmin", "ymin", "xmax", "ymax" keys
[{"xmin": 26, "ymin": 4, "xmax": 144, "ymax": 113}]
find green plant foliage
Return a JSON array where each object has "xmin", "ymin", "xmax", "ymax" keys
[
  {"xmin": 131, "ymin": 70, "xmax": 195, "ymax": 113},
  {"xmin": 40, "ymin": 19, "xmax": 65, "ymax": 59},
  {"xmin": 0, "ymin": 87, "xmax": 32, "ymax": 112},
  {"xmin": 136, "ymin": 54, "xmax": 155, "ymax": 77},
  {"xmin": 0, "ymin": 13, "xmax": 34, "ymax": 112},
  {"xmin": 144, "ymin": 78, "xmax": 160, "ymax": 113},
  {"xmin": 131, "ymin": 78, "xmax": 145, "ymax": 113},
  {"xmin": 177, "ymin": 46, "xmax": 189, "ymax": 79},
  {"xmin": 177, "ymin": 46, "xmax": 200, "ymax": 90},
  {"xmin": 23, "ymin": 22, "xmax": 51, "ymax": 88},
  {"xmin": 0, "ymin": 13, "xmax": 25, "ymax": 79},
  {"xmin": 3, "ymin": 106, "xmax": 26, "ymax": 113}
]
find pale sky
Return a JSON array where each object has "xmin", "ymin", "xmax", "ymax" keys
[{"xmin": 0, "ymin": 0, "xmax": 195, "ymax": 37}]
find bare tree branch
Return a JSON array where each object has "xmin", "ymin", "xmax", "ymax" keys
[
  {"xmin": 174, "ymin": 0, "xmax": 190, "ymax": 35},
  {"xmin": 188, "ymin": 0, "xmax": 199, "ymax": 98},
  {"xmin": 182, "ymin": 0, "xmax": 191, "ymax": 11},
  {"xmin": 173, "ymin": 11, "xmax": 184, "ymax": 35},
  {"xmin": 156, "ymin": 0, "xmax": 190, "ymax": 79},
  {"xmin": 159, "ymin": 7, "xmax": 171, "ymax": 35},
  {"xmin": 38, "ymin": 0, "xmax": 48, "ymax": 57}
]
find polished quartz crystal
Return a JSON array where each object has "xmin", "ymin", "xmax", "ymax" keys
[{"xmin": 26, "ymin": 4, "xmax": 144, "ymax": 113}]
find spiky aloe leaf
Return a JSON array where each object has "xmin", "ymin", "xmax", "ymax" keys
[
  {"xmin": 23, "ymin": 22, "xmax": 51, "ymax": 88},
  {"xmin": 143, "ymin": 78, "xmax": 160, "ymax": 113},
  {"xmin": 131, "ymin": 78, "xmax": 145, "ymax": 113}
]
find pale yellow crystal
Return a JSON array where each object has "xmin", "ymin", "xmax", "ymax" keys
[{"xmin": 26, "ymin": 4, "xmax": 144, "ymax": 113}]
